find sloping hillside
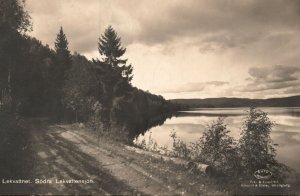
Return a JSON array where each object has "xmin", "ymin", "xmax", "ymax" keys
[{"xmin": 171, "ymin": 95, "xmax": 300, "ymax": 108}]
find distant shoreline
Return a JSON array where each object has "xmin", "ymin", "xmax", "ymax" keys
[{"xmin": 170, "ymin": 95, "xmax": 300, "ymax": 108}]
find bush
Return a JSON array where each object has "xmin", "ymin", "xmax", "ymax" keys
[
  {"xmin": 193, "ymin": 117, "xmax": 239, "ymax": 175},
  {"xmin": 170, "ymin": 132, "xmax": 191, "ymax": 159},
  {"xmin": 238, "ymin": 107, "xmax": 287, "ymax": 179}
]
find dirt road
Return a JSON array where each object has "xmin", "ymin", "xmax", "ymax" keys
[
  {"xmin": 28, "ymin": 122, "xmax": 177, "ymax": 195},
  {"xmin": 1, "ymin": 120, "xmax": 224, "ymax": 195}
]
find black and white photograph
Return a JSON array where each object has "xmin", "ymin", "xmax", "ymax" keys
[{"xmin": 0, "ymin": 0, "xmax": 300, "ymax": 195}]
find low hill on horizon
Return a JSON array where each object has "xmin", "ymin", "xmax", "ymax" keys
[{"xmin": 170, "ymin": 95, "xmax": 300, "ymax": 108}]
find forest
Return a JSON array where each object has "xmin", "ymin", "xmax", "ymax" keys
[{"xmin": 0, "ymin": 0, "xmax": 180, "ymax": 143}]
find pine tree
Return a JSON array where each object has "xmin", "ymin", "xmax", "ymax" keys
[
  {"xmin": 98, "ymin": 26, "xmax": 133, "ymax": 82},
  {"xmin": 51, "ymin": 27, "xmax": 71, "ymax": 120},
  {"xmin": 53, "ymin": 26, "xmax": 71, "ymax": 87},
  {"xmin": 55, "ymin": 27, "xmax": 69, "ymax": 51},
  {"xmin": 55, "ymin": 27, "xmax": 71, "ymax": 70}
]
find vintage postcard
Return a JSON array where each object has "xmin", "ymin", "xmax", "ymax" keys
[{"xmin": 0, "ymin": 0, "xmax": 299, "ymax": 195}]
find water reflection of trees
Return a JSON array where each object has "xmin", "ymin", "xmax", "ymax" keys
[
  {"xmin": 178, "ymin": 108, "xmax": 300, "ymax": 118},
  {"xmin": 176, "ymin": 111, "xmax": 243, "ymax": 117},
  {"xmin": 286, "ymin": 109, "xmax": 300, "ymax": 117},
  {"xmin": 128, "ymin": 112, "xmax": 174, "ymax": 142}
]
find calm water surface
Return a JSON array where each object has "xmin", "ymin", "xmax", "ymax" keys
[{"xmin": 135, "ymin": 107, "xmax": 300, "ymax": 172}]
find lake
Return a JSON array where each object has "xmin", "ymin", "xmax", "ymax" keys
[{"xmin": 134, "ymin": 107, "xmax": 300, "ymax": 172}]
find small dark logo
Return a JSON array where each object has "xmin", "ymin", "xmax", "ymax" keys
[{"xmin": 254, "ymin": 169, "xmax": 273, "ymax": 180}]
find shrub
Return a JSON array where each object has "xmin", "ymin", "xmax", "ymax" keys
[
  {"xmin": 193, "ymin": 117, "xmax": 239, "ymax": 175},
  {"xmin": 238, "ymin": 107, "xmax": 287, "ymax": 179},
  {"xmin": 170, "ymin": 132, "xmax": 191, "ymax": 159},
  {"xmin": 134, "ymin": 132, "xmax": 164, "ymax": 153}
]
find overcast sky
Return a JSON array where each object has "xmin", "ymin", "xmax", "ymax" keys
[{"xmin": 26, "ymin": 0, "xmax": 300, "ymax": 99}]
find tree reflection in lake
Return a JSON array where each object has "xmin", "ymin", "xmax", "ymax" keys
[{"xmin": 127, "ymin": 112, "xmax": 174, "ymax": 142}]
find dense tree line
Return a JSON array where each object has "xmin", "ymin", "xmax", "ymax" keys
[
  {"xmin": 0, "ymin": 0, "xmax": 179, "ymax": 141},
  {"xmin": 0, "ymin": 0, "xmax": 34, "ymax": 182}
]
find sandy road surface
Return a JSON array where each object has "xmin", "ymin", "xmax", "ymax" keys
[{"xmin": 27, "ymin": 121, "xmax": 183, "ymax": 195}]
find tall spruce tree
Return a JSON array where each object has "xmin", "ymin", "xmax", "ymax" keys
[
  {"xmin": 54, "ymin": 26, "xmax": 71, "ymax": 85},
  {"xmin": 51, "ymin": 27, "xmax": 71, "ymax": 120},
  {"xmin": 98, "ymin": 26, "xmax": 133, "ymax": 82}
]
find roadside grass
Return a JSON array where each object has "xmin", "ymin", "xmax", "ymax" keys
[{"xmin": 85, "ymin": 120, "xmax": 131, "ymax": 144}]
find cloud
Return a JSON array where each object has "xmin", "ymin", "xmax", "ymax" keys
[
  {"xmin": 26, "ymin": 0, "xmax": 300, "ymax": 57},
  {"xmin": 27, "ymin": 0, "xmax": 300, "ymax": 53},
  {"xmin": 284, "ymin": 86, "xmax": 300, "ymax": 94},
  {"xmin": 206, "ymin": 81, "xmax": 229, "ymax": 86},
  {"xmin": 242, "ymin": 65, "xmax": 300, "ymax": 92},
  {"xmin": 161, "ymin": 81, "xmax": 228, "ymax": 93},
  {"xmin": 249, "ymin": 65, "xmax": 299, "ymax": 83},
  {"xmin": 127, "ymin": 0, "xmax": 300, "ymax": 48}
]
